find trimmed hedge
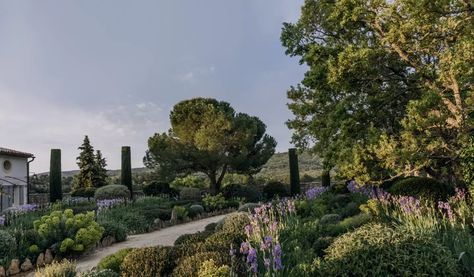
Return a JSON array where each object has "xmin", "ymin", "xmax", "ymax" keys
[
  {"xmin": 172, "ymin": 251, "xmax": 228, "ymax": 277},
  {"xmin": 121, "ymin": 246, "xmax": 179, "ymax": 277},
  {"xmin": 143, "ymin": 181, "xmax": 178, "ymax": 197},
  {"xmin": 97, "ymin": 248, "xmax": 133, "ymax": 273},
  {"xmin": 94, "ymin": 185, "xmax": 130, "ymax": 200},
  {"xmin": 319, "ymin": 223, "xmax": 461, "ymax": 276}
]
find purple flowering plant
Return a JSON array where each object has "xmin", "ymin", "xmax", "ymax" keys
[{"xmin": 238, "ymin": 198, "xmax": 296, "ymax": 276}]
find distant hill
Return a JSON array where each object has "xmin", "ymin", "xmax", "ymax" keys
[
  {"xmin": 37, "ymin": 151, "xmax": 324, "ymax": 183},
  {"xmin": 257, "ymin": 151, "xmax": 324, "ymax": 182},
  {"xmin": 38, "ymin": 167, "xmax": 150, "ymax": 178}
]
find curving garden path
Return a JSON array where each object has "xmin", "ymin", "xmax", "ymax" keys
[{"xmin": 76, "ymin": 213, "xmax": 229, "ymax": 273}]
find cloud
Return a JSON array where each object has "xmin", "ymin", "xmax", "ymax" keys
[{"xmin": 0, "ymin": 88, "xmax": 168, "ymax": 173}]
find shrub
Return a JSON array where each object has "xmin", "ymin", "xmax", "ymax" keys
[
  {"xmin": 222, "ymin": 184, "xmax": 262, "ymax": 202},
  {"xmin": 202, "ymin": 193, "xmax": 226, "ymax": 211},
  {"xmin": 238, "ymin": 203, "xmax": 260, "ymax": 213},
  {"xmin": 320, "ymin": 214, "xmax": 341, "ymax": 225},
  {"xmin": 71, "ymin": 187, "xmax": 96, "ymax": 198},
  {"xmin": 121, "ymin": 246, "xmax": 178, "ymax": 277},
  {"xmin": 180, "ymin": 187, "xmax": 201, "ymax": 200},
  {"xmin": 172, "ymin": 251, "xmax": 228, "ymax": 277},
  {"xmin": 97, "ymin": 248, "xmax": 133, "ymax": 274},
  {"xmin": 33, "ymin": 209, "xmax": 104, "ymax": 256},
  {"xmin": 204, "ymin": 222, "xmax": 217, "ymax": 232},
  {"xmin": 94, "ymin": 185, "xmax": 130, "ymax": 200},
  {"xmin": 221, "ymin": 213, "xmax": 250, "ymax": 234},
  {"xmin": 0, "ymin": 230, "xmax": 16, "ymax": 266},
  {"xmin": 189, "ymin": 204, "xmax": 204, "ymax": 216},
  {"xmin": 35, "ymin": 259, "xmax": 76, "ymax": 277},
  {"xmin": 100, "ymin": 221, "xmax": 127, "ymax": 242},
  {"xmin": 225, "ymin": 199, "xmax": 240, "ymax": 210},
  {"xmin": 80, "ymin": 269, "xmax": 119, "ymax": 277},
  {"xmin": 263, "ymin": 181, "xmax": 289, "ymax": 199},
  {"xmin": 143, "ymin": 181, "xmax": 178, "ymax": 197},
  {"xmin": 171, "ymin": 175, "xmax": 208, "ymax": 189},
  {"xmin": 174, "ymin": 231, "xmax": 213, "ymax": 246},
  {"xmin": 198, "ymin": 259, "xmax": 230, "ymax": 277},
  {"xmin": 389, "ymin": 177, "xmax": 455, "ymax": 201},
  {"xmin": 330, "ymin": 183, "xmax": 349, "ymax": 194},
  {"xmin": 141, "ymin": 207, "xmax": 172, "ymax": 221},
  {"xmin": 172, "ymin": 205, "xmax": 188, "ymax": 220},
  {"xmin": 319, "ymin": 223, "xmax": 461, "ymax": 276}
]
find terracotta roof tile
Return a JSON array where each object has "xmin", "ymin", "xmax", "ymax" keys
[{"xmin": 0, "ymin": 147, "xmax": 34, "ymax": 158}]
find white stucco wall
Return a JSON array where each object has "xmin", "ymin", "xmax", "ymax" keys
[{"xmin": 0, "ymin": 155, "xmax": 28, "ymax": 208}]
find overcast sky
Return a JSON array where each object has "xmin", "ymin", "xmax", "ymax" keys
[{"xmin": 0, "ymin": 1, "xmax": 305, "ymax": 173}]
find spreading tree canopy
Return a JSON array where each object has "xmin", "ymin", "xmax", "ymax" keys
[
  {"xmin": 144, "ymin": 98, "xmax": 276, "ymax": 194},
  {"xmin": 282, "ymin": 0, "xmax": 473, "ymax": 184}
]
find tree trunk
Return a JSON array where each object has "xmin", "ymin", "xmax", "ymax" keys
[{"xmin": 208, "ymin": 164, "xmax": 228, "ymax": 195}]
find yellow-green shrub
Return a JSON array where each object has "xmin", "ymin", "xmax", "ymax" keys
[
  {"xmin": 121, "ymin": 246, "xmax": 178, "ymax": 277},
  {"xmin": 97, "ymin": 248, "xmax": 132, "ymax": 274},
  {"xmin": 33, "ymin": 209, "xmax": 104, "ymax": 256},
  {"xmin": 198, "ymin": 259, "xmax": 230, "ymax": 277}
]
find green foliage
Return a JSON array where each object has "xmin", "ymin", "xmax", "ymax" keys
[
  {"xmin": 71, "ymin": 187, "xmax": 96, "ymax": 198},
  {"xmin": 330, "ymin": 183, "xmax": 349, "ymax": 194},
  {"xmin": 263, "ymin": 181, "xmax": 289, "ymax": 199},
  {"xmin": 321, "ymin": 171, "xmax": 330, "ymax": 187},
  {"xmin": 389, "ymin": 177, "xmax": 455, "ymax": 201},
  {"xmin": 100, "ymin": 221, "xmax": 127, "ymax": 242},
  {"xmin": 97, "ymin": 248, "xmax": 133, "ymax": 274},
  {"xmin": 74, "ymin": 136, "xmax": 109, "ymax": 190},
  {"xmin": 174, "ymin": 231, "xmax": 213, "ymax": 246},
  {"xmin": 197, "ymin": 259, "xmax": 230, "ymax": 277},
  {"xmin": 143, "ymin": 181, "xmax": 178, "ymax": 197},
  {"xmin": 319, "ymin": 213, "xmax": 341, "ymax": 225},
  {"xmin": 289, "ymin": 148, "xmax": 301, "ymax": 195},
  {"xmin": 282, "ymin": 0, "xmax": 473, "ymax": 183},
  {"xmin": 220, "ymin": 212, "xmax": 250, "ymax": 234},
  {"xmin": 97, "ymin": 197, "xmax": 173, "ymax": 234},
  {"xmin": 222, "ymin": 183, "xmax": 262, "ymax": 202},
  {"xmin": 172, "ymin": 205, "xmax": 188, "ymax": 220},
  {"xmin": 460, "ymin": 136, "xmax": 474, "ymax": 196},
  {"xmin": 172, "ymin": 251, "xmax": 228, "ymax": 277},
  {"xmin": 121, "ymin": 246, "xmax": 178, "ymax": 277},
  {"xmin": 202, "ymin": 193, "xmax": 226, "ymax": 211},
  {"xmin": 0, "ymin": 230, "xmax": 16, "ymax": 266},
  {"xmin": 121, "ymin": 146, "xmax": 133, "ymax": 199},
  {"xmin": 319, "ymin": 223, "xmax": 461, "ymax": 276},
  {"xmin": 80, "ymin": 269, "xmax": 119, "ymax": 277},
  {"xmin": 179, "ymin": 187, "xmax": 201, "ymax": 200},
  {"xmin": 144, "ymin": 98, "xmax": 276, "ymax": 194},
  {"xmin": 36, "ymin": 259, "xmax": 77, "ymax": 277},
  {"xmin": 94, "ymin": 185, "xmax": 130, "ymax": 200},
  {"xmin": 238, "ymin": 203, "xmax": 260, "ymax": 213},
  {"xmin": 33, "ymin": 209, "xmax": 104, "ymax": 255},
  {"xmin": 188, "ymin": 204, "xmax": 204, "ymax": 215},
  {"xmin": 171, "ymin": 175, "xmax": 208, "ymax": 189},
  {"xmin": 50, "ymin": 149, "xmax": 62, "ymax": 202},
  {"xmin": 204, "ymin": 222, "xmax": 217, "ymax": 232}
]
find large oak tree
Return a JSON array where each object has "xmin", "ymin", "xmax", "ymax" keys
[
  {"xmin": 144, "ymin": 98, "xmax": 276, "ymax": 194},
  {"xmin": 282, "ymin": 0, "xmax": 473, "ymax": 184}
]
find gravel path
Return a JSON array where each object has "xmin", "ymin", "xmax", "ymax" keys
[{"xmin": 75, "ymin": 213, "xmax": 228, "ymax": 273}]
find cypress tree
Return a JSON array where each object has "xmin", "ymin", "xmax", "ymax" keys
[
  {"xmin": 121, "ymin": 146, "xmax": 133, "ymax": 199},
  {"xmin": 289, "ymin": 148, "xmax": 300, "ymax": 195},
  {"xmin": 74, "ymin": 135, "xmax": 95, "ymax": 190},
  {"xmin": 50, "ymin": 149, "xmax": 62, "ymax": 202},
  {"xmin": 93, "ymin": 150, "xmax": 109, "ymax": 188},
  {"xmin": 322, "ymin": 170, "xmax": 331, "ymax": 187}
]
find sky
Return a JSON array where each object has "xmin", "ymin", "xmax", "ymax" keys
[{"xmin": 0, "ymin": 0, "xmax": 306, "ymax": 173}]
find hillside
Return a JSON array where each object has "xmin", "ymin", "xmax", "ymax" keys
[{"xmin": 37, "ymin": 151, "xmax": 324, "ymax": 183}]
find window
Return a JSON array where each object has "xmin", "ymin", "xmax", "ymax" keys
[{"xmin": 3, "ymin": 160, "xmax": 12, "ymax": 171}]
